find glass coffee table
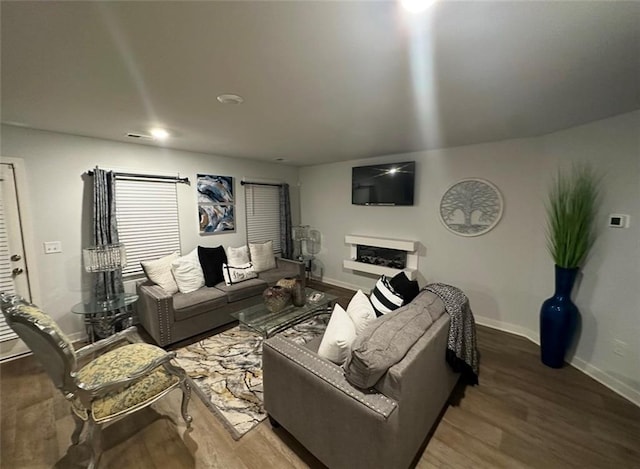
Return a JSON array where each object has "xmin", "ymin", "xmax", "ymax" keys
[{"xmin": 231, "ymin": 287, "xmax": 337, "ymax": 338}]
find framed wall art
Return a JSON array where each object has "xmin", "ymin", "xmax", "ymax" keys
[
  {"xmin": 439, "ymin": 178, "xmax": 503, "ymax": 237},
  {"xmin": 197, "ymin": 174, "xmax": 235, "ymax": 234}
]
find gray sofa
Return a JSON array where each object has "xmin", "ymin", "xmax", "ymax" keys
[
  {"xmin": 137, "ymin": 257, "xmax": 305, "ymax": 347},
  {"xmin": 262, "ymin": 290, "xmax": 459, "ymax": 469}
]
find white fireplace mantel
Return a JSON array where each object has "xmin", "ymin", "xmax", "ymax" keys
[{"xmin": 343, "ymin": 234, "xmax": 419, "ymax": 280}]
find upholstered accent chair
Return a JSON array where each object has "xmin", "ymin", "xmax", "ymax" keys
[{"xmin": 0, "ymin": 293, "xmax": 193, "ymax": 469}]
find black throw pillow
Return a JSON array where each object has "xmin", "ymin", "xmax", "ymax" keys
[
  {"xmin": 390, "ymin": 272, "xmax": 420, "ymax": 305},
  {"xmin": 198, "ymin": 245, "xmax": 228, "ymax": 287}
]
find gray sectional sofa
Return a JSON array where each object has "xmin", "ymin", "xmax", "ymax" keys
[
  {"xmin": 262, "ymin": 290, "xmax": 459, "ymax": 469},
  {"xmin": 137, "ymin": 257, "xmax": 305, "ymax": 347}
]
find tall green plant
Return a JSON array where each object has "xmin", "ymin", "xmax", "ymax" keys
[{"xmin": 545, "ymin": 164, "xmax": 600, "ymax": 268}]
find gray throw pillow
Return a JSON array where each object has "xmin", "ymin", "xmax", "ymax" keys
[{"xmin": 344, "ymin": 290, "xmax": 436, "ymax": 389}]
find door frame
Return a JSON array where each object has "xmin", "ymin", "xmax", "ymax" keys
[{"xmin": 1, "ymin": 156, "xmax": 41, "ymax": 360}]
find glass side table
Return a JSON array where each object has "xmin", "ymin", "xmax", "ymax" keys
[{"xmin": 72, "ymin": 293, "xmax": 138, "ymax": 343}]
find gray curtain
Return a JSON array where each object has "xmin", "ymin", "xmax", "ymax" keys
[
  {"xmin": 279, "ymin": 184, "xmax": 293, "ymax": 259},
  {"xmin": 92, "ymin": 167, "xmax": 124, "ymax": 301}
]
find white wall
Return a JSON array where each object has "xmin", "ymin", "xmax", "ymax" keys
[
  {"xmin": 300, "ymin": 111, "xmax": 640, "ymax": 405},
  {"xmin": 0, "ymin": 125, "xmax": 300, "ymax": 356}
]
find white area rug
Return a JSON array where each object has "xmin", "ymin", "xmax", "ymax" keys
[{"xmin": 174, "ymin": 316, "xmax": 328, "ymax": 439}]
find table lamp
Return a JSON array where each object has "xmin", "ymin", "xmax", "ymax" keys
[{"xmin": 83, "ymin": 243, "xmax": 127, "ymax": 307}]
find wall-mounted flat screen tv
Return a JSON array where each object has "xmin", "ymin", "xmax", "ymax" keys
[{"xmin": 352, "ymin": 161, "xmax": 415, "ymax": 206}]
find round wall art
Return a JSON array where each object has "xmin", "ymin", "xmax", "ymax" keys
[{"xmin": 439, "ymin": 178, "xmax": 503, "ymax": 237}]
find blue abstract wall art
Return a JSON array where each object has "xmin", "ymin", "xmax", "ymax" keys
[{"xmin": 197, "ymin": 174, "xmax": 235, "ymax": 234}]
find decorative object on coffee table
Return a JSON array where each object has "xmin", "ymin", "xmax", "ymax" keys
[
  {"xmin": 263, "ymin": 285, "xmax": 291, "ymax": 313},
  {"xmin": 439, "ymin": 178, "xmax": 503, "ymax": 236},
  {"xmin": 276, "ymin": 277, "xmax": 305, "ymax": 307},
  {"xmin": 540, "ymin": 164, "xmax": 600, "ymax": 368}
]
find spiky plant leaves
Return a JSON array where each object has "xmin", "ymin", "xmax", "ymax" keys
[{"xmin": 545, "ymin": 164, "xmax": 600, "ymax": 268}]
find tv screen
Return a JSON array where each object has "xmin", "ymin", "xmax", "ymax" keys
[{"xmin": 352, "ymin": 161, "xmax": 415, "ymax": 206}]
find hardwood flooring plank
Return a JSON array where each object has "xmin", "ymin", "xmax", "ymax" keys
[{"xmin": 2, "ymin": 282, "xmax": 639, "ymax": 468}]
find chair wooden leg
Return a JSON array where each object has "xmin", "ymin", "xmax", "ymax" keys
[
  {"xmin": 87, "ymin": 419, "xmax": 102, "ymax": 469},
  {"xmin": 71, "ymin": 412, "xmax": 85, "ymax": 445},
  {"xmin": 180, "ymin": 380, "xmax": 193, "ymax": 428}
]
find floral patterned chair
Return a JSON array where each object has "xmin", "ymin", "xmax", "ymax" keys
[{"xmin": 0, "ymin": 293, "xmax": 193, "ymax": 469}]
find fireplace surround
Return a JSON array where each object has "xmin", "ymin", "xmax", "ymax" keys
[{"xmin": 344, "ymin": 235, "xmax": 419, "ymax": 280}]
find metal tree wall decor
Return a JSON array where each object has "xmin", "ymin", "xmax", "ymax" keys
[{"xmin": 439, "ymin": 178, "xmax": 503, "ymax": 236}]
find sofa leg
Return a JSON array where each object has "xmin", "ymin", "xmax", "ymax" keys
[{"xmin": 268, "ymin": 415, "xmax": 280, "ymax": 429}]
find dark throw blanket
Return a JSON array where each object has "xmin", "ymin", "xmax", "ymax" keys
[{"xmin": 423, "ymin": 283, "xmax": 480, "ymax": 385}]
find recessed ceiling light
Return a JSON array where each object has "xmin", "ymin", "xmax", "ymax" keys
[
  {"xmin": 217, "ymin": 94, "xmax": 244, "ymax": 105},
  {"xmin": 150, "ymin": 128, "xmax": 170, "ymax": 140},
  {"xmin": 400, "ymin": 0, "xmax": 436, "ymax": 13}
]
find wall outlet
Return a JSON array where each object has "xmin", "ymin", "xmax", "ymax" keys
[
  {"xmin": 43, "ymin": 241, "xmax": 62, "ymax": 254},
  {"xmin": 613, "ymin": 339, "xmax": 627, "ymax": 357}
]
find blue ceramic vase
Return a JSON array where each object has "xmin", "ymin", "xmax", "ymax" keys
[{"xmin": 540, "ymin": 265, "xmax": 579, "ymax": 368}]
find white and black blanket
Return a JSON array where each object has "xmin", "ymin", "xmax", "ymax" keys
[{"xmin": 423, "ymin": 283, "xmax": 480, "ymax": 385}]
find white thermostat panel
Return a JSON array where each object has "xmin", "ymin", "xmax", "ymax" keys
[{"xmin": 608, "ymin": 214, "xmax": 630, "ymax": 228}]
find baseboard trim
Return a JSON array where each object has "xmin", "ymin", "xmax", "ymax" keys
[
  {"xmin": 318, "ymin": 276, "xmax": 364, "ymax": 293},
  {"xmin": 475, "ymin": 315, "xmax": 640, "ymax": 408}
]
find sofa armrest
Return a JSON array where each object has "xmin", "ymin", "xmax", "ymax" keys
[
  {"xmin": 264, "ymin": 335, "xmax": 397, "ymax": 418},
  {"xmin": 136, "ymin": 281, "xmax": 175, "ymax": 347},
  {"xmin": 275, "ymin": 257, "xmax": 306, "ymax": 288},
  {"xmin": 263, "ymin": 335, "xmax": 399, "ymax": 469}
]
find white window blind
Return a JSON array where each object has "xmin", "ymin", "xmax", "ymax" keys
[
  {"xmin": 115, "ymin": 179, "xmax": 181, "ymax": 276},
  {"xmin": 0, "ymin": 199, "xmax": 18, "ymax": 341},
  {"xmin": 245, "ymin": 184, "xmax": 281, "ymax": 254}
]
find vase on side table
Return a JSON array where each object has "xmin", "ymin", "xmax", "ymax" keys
[{"xmin": 540, "ymin": 265, "xmax": 579, "ymax": 368}]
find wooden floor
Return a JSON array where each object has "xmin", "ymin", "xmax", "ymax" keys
[{"xmin": 2, "ymin": 281, "xmax": 639, "ymax": 468}]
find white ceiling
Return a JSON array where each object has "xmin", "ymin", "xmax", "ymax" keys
[{"xmin": 2, "ymin": 1, "xmax": 638, "ymax": 166}]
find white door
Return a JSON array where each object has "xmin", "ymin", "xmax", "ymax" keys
[{"xmin": 0, "ymin": 162, "xmax": 33, "ymax": 341}]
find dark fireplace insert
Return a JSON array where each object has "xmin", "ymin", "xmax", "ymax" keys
[{"xmin": 356, "ymin": 245, "xmax": 407, "ymax": 269}]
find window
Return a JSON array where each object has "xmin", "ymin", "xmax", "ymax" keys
[
  {"xmin": 115, "ymin": 179, "xmax": 181, "ymax": 276},
  {"xmin": 245, "ymin": 184, "xmax": 281, "ymax": 254}
]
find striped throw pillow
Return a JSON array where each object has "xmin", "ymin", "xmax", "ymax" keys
[{"xmin": 370, "ymin": 275, "xmax": 404, "ymax": 317}]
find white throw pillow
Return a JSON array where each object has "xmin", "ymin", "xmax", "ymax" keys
[
  {"xmin": 347, "ymin": 290, "xmax": 377, "ymax": 336},
  {"xmin": 226, "ymin": 245, "xmax": 250, "ymax": 266},
  {"xmin": 222, "ymin": 262, "xmax": 258, "ymax": 286},
  {"xmin": 249, "ymin": 240, "xmax": 276, "ymax": 272},
  {"xmin": 171, "ymin": 249, "xmax": 205, "ymax": 294},
  {"xmin": 141, "ymin": 252, "xmax": 179, "ymax": 295},
  {"xmin": 318, "ymin": 304, "xmax": 357, "ymax": 365}
]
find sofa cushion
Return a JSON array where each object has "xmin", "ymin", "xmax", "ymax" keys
[
  {"xmin": 347, "ymin": 290, "xmax": 377, "ymax": 336},
  {"xmin": 198, "ymin": 245, "xmax": 227, "ymax": 287},
  {"xmin": 214, "ymin": 277, "xmax": 267, "ymax": 303},
  {"xmin": 389, "ymin": 272, "xmax": 420, "ymax": 305},
  {"xmin": 370, "ymin": 275, "xmax": 403, "ymax": 317},
  {"xmin": 226, "ymin": 245, "xmax": 250, "ymax": 266},
  {"xmin": 141, "ymin": 252, "xmax": 180, "ymax": 295},
  {"xmin": 249, "ymin": 241, "xmax": 276, "ymax": 272},
  {"xmin": 257, "ymin": 267, "xmax": 288, "ymax": 286},
  {"xmin": 344, "ymin": 290, "xmax": 439, "ymax": 389},
  {"xmin": 318, "ymin": 304, "xmax": 357, "ymax": 365},
  {"xmin": 222, "ymin": 262, "xmax": 258, "ymax": 286},
  {"xmin": 171, "ymin": 248, "xmax": 205, "ymax": 294},
  {"xmin": 172, "ymin": 287, "xmax": 228, "ymax": 321}
]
